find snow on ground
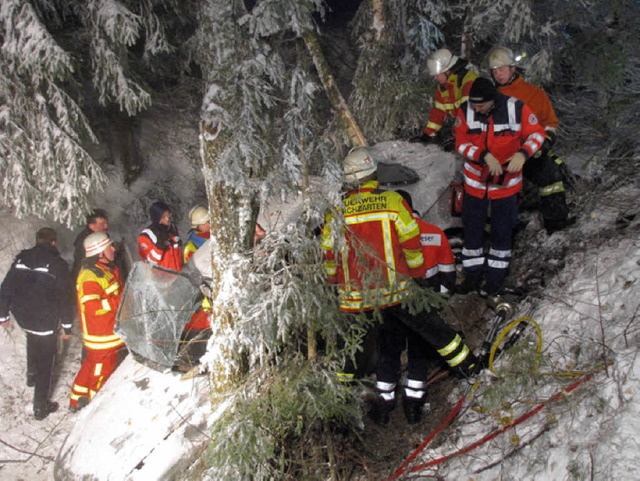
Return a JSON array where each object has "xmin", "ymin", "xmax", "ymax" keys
[{"xmin": 1, "ymin": 139, "xmax": 639, "ymax": 480}]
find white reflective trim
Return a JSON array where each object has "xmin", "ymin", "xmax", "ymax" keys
[
  {"xmin": 488, "ymin": 259, "xmax": 510, "ymax": 269},
  {"xmin": 462, "ymin": 247, "xmax": 484, "ymax": 257},
  {"xmin": 381, "ymin": 391, "xmax": 396, "ymax": 401},
  {"xmin": 23, "ymin": 328, "xmax": 55, "ymax": 336},
  {"xmin": 405, "ymin": 379, "xmax": 427, "ymax": 390},
  {"xmin": 375, "ymin": 381, "xmax": 396, "ymax": 393},
  {"xmin": 489, "ymin": 248, "xmax": 512, "ymax": 258},
  {"xmin": 465, "ymin": 176, "xmax": 487, "ymax": 190},
  {"xmin": 439, "ymin": 264, "xmax": 456, "ymax": 273},
  {"xmin": 463, "ymin": 258, "xmax": 486, "ymax": 268},
  {"xmin": 463, "ymin": 162, "xmax": 482, "ymax": 177},
  {"xmin": 149, "ymin": 250, "xmax": 163, "ymax": 261},
  {"xmin": 405, "ymin": 388, "xmax": 426, "ymax": 399},
  {"xmin": 426, "ymin": 266, "xmax": 438, "ymax": 278},
  {"xmin": 141, "ymin": 228, "xmax": 158, "ymax": 244}
]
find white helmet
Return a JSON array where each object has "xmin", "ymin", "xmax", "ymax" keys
[
  {"xmin": 427, "ymin": 48, "xmax": 459, "ymax": 76},
  {"xmin": 189, "ymin": 206, "xmax": 210, "ymax": 227},
  {"xmin": 486, "ymin": 46, "xmax": 516, "ymax": 70},
  {"xmin": 343, "ymin": 147, "xmax": 377, "ymax": 183},
  {"xmin": 84, "ymin": 232, "xmax": 113, "ymax": 257}
]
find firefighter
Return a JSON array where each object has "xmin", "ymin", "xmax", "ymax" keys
[
  {"xmin": 70, "ymin": 232, "xmax": 127, "ymax": 411},
  {"xmin": 138, "ymin": 201, "xmax": 183, "ymax": 271},
  {"xmin": 0, "ymin": 228, "xmax": 74, "ymax": 420},
  {"xmin": 321, "ymin": 147, "xmax": 479, "ymax": 426},
  {"xmin": 411, "ymin": 48, "xmax": 479, "ymax": 150},
  {"xmin": 183, "ymin": 206, "xmax": 211, "ymax": 264},
  {"xmin": 454, "ymin": 77, "xmax": 546, "ymax": 296},
  {"xmin": 396, "ymin": 189, "xmax": 456, "ymax": 296},
  {"xmin": 486, "ymin": 46, "xmax": 573, "ymax": 234}
]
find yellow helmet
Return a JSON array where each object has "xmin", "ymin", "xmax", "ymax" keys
[{"xmin": 427, "ymin": 48, "xmax": 459, "ymax": 76}]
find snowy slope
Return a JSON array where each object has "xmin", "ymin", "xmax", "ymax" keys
[{"xmin": 1, "ymin": 141, "xmax": 638, "ymax": 480}]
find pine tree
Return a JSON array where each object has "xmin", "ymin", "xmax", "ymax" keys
[{"xmin": 0, "ymin": 0, "xmax": 173, "ymax": 226}]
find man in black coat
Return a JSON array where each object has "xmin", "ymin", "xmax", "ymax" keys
[
  {"xmin": 0, "ymin": 228, "xmax": 75, "ymax": 420},
  {"xmin": 71, "ymin": 209, "xmax": 110, "ymax": 280}
]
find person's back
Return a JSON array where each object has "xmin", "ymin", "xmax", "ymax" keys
[{"xmin": 321, "ymin": 180, "xmax": 424, "ymax": 312}]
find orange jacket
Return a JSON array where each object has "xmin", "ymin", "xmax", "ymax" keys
[
  {"xmin": 321, "ymin": 180, "xmax": 424, "ymax": 312},
  {"xmin": 454, "ymin": 94, "xmax": 546, "ymax": 200},
  {"xmin": 414, "ymin": 217, "xmax": 456, "ymax": 293},
  {"xmin": 424, "ymin": 61, "xmax": 478, "ymax": 137},
  {"xmin": 138, "ymin": 226, "xmax": 183, "ymax": 271},
  {"xmin": 76, "ymin": 263, "xmax": 125, "ymax": 351},
  {"xmin": 497, "ymin": 74, "xmax": 558, "ymax": 132}
]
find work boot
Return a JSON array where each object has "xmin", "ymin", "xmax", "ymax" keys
[
  {"xmin": 452, "ymin": 352, "xmax": 481, "ymax": 379},
  {"xmin": 368, "ymin": 399, "xmax": 395, "ymax": 427},
  {"xmin": 457, "ymin": 272, "xmax": 482, "ymax": 295},
  {"xmin": 545, "ymin": 216, "xmax": 576, "ymax": 235},
  {"xmin": 34, "ymin": 401, "xmax": 59, "ymax": 421},
  {"xmin": 403, "ymin": 398, "xmax": 424, "ymax": 425},
  {"xmin": 69, "ymin": 396, "xmax": 89, "ymax": 413}
]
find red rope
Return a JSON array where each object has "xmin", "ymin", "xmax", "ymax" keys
[
  {"xmin": 385, "ymin": 393, "xmax": 467, "ymax": 480},
  {"xmin": 387, "ymin": 374, "xmax": 593, "ymax": 479}
]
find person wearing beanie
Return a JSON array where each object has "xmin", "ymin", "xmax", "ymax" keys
[
  {"xmin": 137, "ymin": 201, "xmax": 183, "ymax": 271},
  {"xmin": 0, "ymin": 228, "xmax": 75, "ymax": 420},
  {"xmin": 454, "ymin": 77, "xmax": 545, "ymax": 297}
]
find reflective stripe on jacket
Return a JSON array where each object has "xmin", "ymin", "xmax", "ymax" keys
[
  {"xmin": 138, "ymin": 227, "xmax": 183, "ymax": 271},
  {"xmin": 454, "ymin": 94, "xmax": 546, "ymax": 200},
  {"xmin": 414, "ymin": 217, "xmax": 456, "ymax": 293},
  {"xmin": 497, "ymin": 75, "xmax": 558, "ymax": 132},
  {"xmin": 321, "ymin": 180, "xmax": 424, "ymax": 312},
  {"xmin": 76, "ymin": 264, "xmax": 125, "ymax": 351}
]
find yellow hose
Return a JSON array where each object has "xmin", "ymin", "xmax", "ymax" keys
[{"xmin": 488, "ymin": 316, "xmax": 543, "ymax": 374}]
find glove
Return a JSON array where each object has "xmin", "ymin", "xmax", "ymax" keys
[
  {"xmin": 506, "ymin": 151, "xmax": 527, "ymax": 172},
  {"xmin": 409, "ymin": 134, "xmax": 434, "ymax": 144},
  {"xmin": 441, "ymin": 137, "xmax": 456, "ymax": 152},
  {"xmin": 414, "ymin": 277, "xmax": 431, "ymax": 288},
  {"xmin": 482, "ymin": 152, "xmax": 503, "ymax": 175},
  {"xmin": 535, "ymin": 132, "xmax": 556, "ymax": 158},
  {"xmin": 154, "ymin": 228, "xmax": 170, "ymax": 250}
]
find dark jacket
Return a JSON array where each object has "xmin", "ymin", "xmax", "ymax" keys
[
  {"xmin": 0, "ymin": 243, "xmax": 75, "ymax": 334},
  {"xmin": 72, "ymin": 227, "xmax": 93, "ymax": 280}
]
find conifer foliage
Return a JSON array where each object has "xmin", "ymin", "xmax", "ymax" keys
[{"xmin": 0, "ymin": 0, "xmax": 171, "ymax": 226}]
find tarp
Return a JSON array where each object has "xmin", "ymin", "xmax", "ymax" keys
[{"xmin": 115, "ymin": 262, "xmax": 201, "ymax": 370}]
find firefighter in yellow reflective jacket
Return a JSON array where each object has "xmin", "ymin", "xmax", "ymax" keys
[
  {"xmin": 321, "ymin": 147, "xmax": 479, "ymax": 425},
  {"xmin": 70, "ymin": 232, "xmax": 127, "ymax": 411}
]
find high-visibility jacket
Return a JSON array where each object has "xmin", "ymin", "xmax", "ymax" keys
[
  {"xmin": 414, "ymin": 217, "xmax": 456, "ymax": 293},
  {"xmin": 454, "ymin": 94, "xmax": 546, "ymax": 200},
  {"xmin": 183, "ymin": 229, "xmax": 210, "ymax": 264},
  {"xmin": 76, "ymin": 263, "xmax": 125, "ymax": 351},
  {"xmin": 321, "ymin": 180, "xmax": 424, "ymax": 312},
  {"xmin": 497, "ymin": 74, "xmax": 558, "ymax": 132},
  {"xmin": 138, "ymin": 225, "xmax": 183, "ymax": 271},
  {"xmin": 424, "ymin": 59, "xmax": 479, "ymax": 137}
]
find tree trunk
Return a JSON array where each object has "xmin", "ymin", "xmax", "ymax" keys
[{"xmin": 302, "ymin": 31, "xmax": 367, "ymax": 147}]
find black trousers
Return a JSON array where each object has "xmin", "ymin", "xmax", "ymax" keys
[
  {"xmin": 523, "ymin": 150, "xmax": 569, "ymax": 225},
  {"xmin": 26, "ymin": 332, "xmax": 58, "ymax": 410}
]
